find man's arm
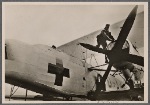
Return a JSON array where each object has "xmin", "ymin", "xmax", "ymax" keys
[{"xmin": 108, "ymin": 32, "xmax": 115, "ymax": 41}]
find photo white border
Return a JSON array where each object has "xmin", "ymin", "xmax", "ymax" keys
[{"xmin": 2, "ymin": 2, "xmax": 148, "ymax": 103}]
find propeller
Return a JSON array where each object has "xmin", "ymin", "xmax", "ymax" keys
[
  {"xmin": 112, "ymin": 5, "xmax": 138, "ymax": 51},
  {"xmin": 79, "ymin": 43, "xmax": 109, "ymax": 54},
  {"xmin": 121, "ymin": 53, "xmax": 144, "ymax": 66},
  {"xmin": 80, "ymin": 5, "xmax": 141, "ymax": 92}
]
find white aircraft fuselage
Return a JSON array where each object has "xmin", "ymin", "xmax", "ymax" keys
[{"xmin": 5, "ymin": 39, "xmax": 143, "ymax": 98}]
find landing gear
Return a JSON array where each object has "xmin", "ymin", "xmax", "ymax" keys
[
  {"xmin": 121, "ymin": 73, "xmax": 134, "ymax": 89},
  {"xmin": 110, "ymin": 70, "xmax": 119, "ymax": 77},
  {"xmin": 9, "ymin": 85, "xmax": 28, "ymax": 101},
  {"xmin": 9, "ymin": 85, "xmax": 19, "ymax": 101},
  {"xmin": 25, "ymin": 89, "xmax": 28, "ymax": 101}
]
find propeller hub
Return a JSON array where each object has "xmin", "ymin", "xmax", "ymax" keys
[{"xmin": 107, "ymin": 49, "xmax": 123, "ymax": 63}]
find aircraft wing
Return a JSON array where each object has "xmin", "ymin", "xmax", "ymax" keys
[
  {"xmin": 58, "ymin": 12, "xmax": 144, "ymax": 60},
  {"xmin": 58, "ymin": 30, "xmax": 101, "ymax": 60}
]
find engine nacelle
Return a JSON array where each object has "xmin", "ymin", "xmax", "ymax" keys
[{"xmin": 106, "ymin": 40, "xmax": 144, "ymax": 81}]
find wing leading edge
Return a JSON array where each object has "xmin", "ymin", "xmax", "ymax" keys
[{"xmin": 58, "ymin": 11, "xmax": 144, "ymax": 61}]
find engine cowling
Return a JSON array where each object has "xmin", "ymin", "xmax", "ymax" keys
[{"xmin": 106, "ymin": 40, "xmax": 143, "ymax": 82}]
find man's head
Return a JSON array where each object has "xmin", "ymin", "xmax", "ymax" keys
[{"xmin": 104, "ymin": 24, "xmax": 110, "ymax": 30}]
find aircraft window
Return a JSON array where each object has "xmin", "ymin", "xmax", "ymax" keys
[{"xmin": 5, "ymin": 44, "xmax": 8, "ymax": 59}]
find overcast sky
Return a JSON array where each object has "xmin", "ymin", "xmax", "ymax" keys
[{"xmin": 3, "ymin": 3, "xmax": 144, "ymax": 47}]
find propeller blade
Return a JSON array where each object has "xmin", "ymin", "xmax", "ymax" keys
[
  {"xmin": 79, "ymin": 43, "xmax": 109, "ymax": 54},
  {"xmin": 97, "ymin": 63, "xmax": 113, "ymax": 91},
  {"xmin": 122, "ymin": 53, "xmax": 144, "ymax": 66},
  {"xmin": 112, "ymin": 5, "xmax": 138, "ymax": 51}
]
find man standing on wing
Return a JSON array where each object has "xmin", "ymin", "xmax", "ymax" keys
[{"xmin": 96, "ymin": 24, "xmax": 115, "ymax": 63}]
